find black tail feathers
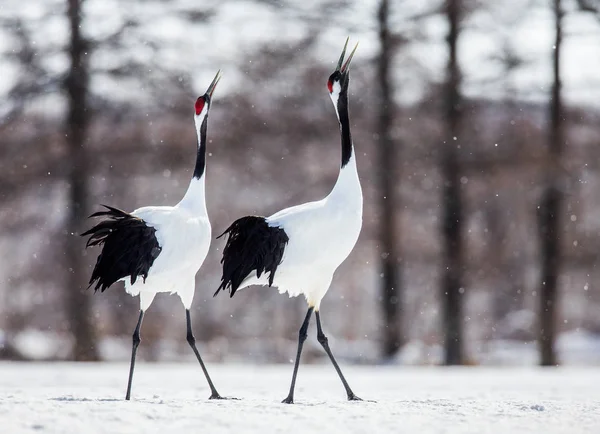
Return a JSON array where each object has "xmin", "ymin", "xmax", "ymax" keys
[
  {"xmin": 81, "ymin": 205, "xmax": 162, "ymax": 292},
  {"xmin": 215, "ymin": 216, "xmax": 288, "ymax": 298}
]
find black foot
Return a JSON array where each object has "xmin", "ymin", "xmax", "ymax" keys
[
  {"xmin": 281, "ymin": 396, "xmax": 294, "ymax": 404},
  {"xmin": 209, "ymin": 393, "xmax": 239, "ymax": 400},
  {"xmin": 348, "ymin": 393, "xmax": 363, "ymax": 401}
]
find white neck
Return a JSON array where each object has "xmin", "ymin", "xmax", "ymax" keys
[
  {"xmin": 178, "ymin": 175, "xmax": 207, "ymax": 214},
  {"xmin": 328, "ymin": 145, "xmax": 362, "ymax": 204}
]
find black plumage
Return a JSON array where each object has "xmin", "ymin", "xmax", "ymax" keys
[
  {"xmin": 81, "ymin": 205, "xmax": 162, "ymax": 292},
  {"xmin": 215, "ymin": 216, "xmax": 288, "ymax": 298}
]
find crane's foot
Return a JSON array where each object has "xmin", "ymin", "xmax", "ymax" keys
[
  {"xmin": 281, "ymin": 395, "xmax": 294, "ymax": 404},
  {"xmin": 347, "ymin": 393, "xmax": 363, "ymax": 401},
  {"xmin": 209, "ymin": 392, "xmax": 239, "ymax": 400}
]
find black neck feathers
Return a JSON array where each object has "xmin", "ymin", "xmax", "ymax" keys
[
  {"xmin": 337, "ymin": 91, "xmax": 352, "ymax": 168},
  {"xmin": 193, "ymin": 115, "xmax": 208, "ymax": 179}
]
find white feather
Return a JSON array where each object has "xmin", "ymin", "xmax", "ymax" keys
[
  {"xmin": 124, "ymin": 196, "xmax": 210, "ymax": 310},
  {"xmin": 232, "ymin": 74, "xmax": 362, "ymax": 310},
  {"xmin": 236, "ymin": 152, "xmax": 362, "ymax": 310},
  {"xmin": 329, "ymin": 81, "xmax": 342, "ymax": 121}
]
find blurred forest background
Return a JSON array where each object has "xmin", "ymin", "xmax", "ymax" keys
[{"xmin": 1, "ymin": 0, "xmax": 600, "ymax": 366}]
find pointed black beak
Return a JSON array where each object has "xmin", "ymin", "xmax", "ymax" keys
[
  {"xmin": 205, "ymin": 70, "xmax": 221, "ymax": 99},
  {"xmin": 336, "ymin": 37, "xmax": 359, "ymax": 74}
]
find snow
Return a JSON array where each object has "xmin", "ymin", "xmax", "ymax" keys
[{"xmin": 1, "ymin": 363, "xmax": 599, "ymax": 433}]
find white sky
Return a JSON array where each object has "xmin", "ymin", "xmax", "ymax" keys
[{"xmin": 0, "ymin": 0, "xmax": 598, "ymax": 111}]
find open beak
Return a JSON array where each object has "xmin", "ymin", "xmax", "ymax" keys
[
  {"xmin": 336, "ymin": 37, "xmax": 359, "ymax": 73},
  {"xmin": 206, "ymin": 70, "xmax": 221, "ymax": 98}
]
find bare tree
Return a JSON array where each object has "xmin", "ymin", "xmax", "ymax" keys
[
  {"xmin": 576, "ymin": 0, "xmax": 600, "ymax": 15},
  {"xmin": 376, "ymin": 0, "xmax": 402, "ymax": 359},
  {"xmin": 488, "ymin": 20, "xmax": 529, "ymax": 327},
  {"xmin": 441, "ymin": 0, "xmax": 465, "ymax": 365},
  {"xmin": 537, "ymin": 0, "xmax": 564, "ymax": 367},
  {"xmin": 64, "ymin": 0, "xmax": 98, "ymax": 361}
]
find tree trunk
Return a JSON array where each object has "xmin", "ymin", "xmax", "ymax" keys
[
  {"xmin": 65, "ymin": 0, "xmax": 98, "ymax": 361},
  {"xmin": 537, "ymin": 0, "xmax": 563, "ymax": 367},
  {"xmin": 377, "ymin": 0, "xmax": 402, "ymax": 359},
  {"xmin": 441, "ymin": 0, "xmax": 464, "ymax": 366}
]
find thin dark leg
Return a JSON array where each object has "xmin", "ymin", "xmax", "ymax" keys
[
  {"xmin": 125, "ymin": 310, "xmax": 144, "ymax": 401},
  {"xmin": 186, "ymin": 309, "xmax": 223, "ymax": 399},
  {"xmin": 282, "ymin": 307, "xmax": 314, "ymax": 404},
  {"xmin": 316, "ymin": 311, "xmax": 362, "ymax": 401}
]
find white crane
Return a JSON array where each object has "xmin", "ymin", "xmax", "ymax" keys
[
  {"xmin": 82, "ymin": 71, "xmax": 225, "ymax": 401},
  {"xmin": 215, "ymin": 40, "xmax": 363, "ymax": 404}
]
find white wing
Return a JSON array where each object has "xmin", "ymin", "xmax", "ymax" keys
[{"xmin": 132, "ymin": 206, "xmax": 211, "ymax": 279}]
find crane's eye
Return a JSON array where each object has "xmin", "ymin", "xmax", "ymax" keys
[{"xmin": 195, "ymin": 97, "xmax": 206, "ymax": 115}]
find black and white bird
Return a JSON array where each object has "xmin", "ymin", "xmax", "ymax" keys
[
  {"xmin": 215, "ymin": 40, "xmax": 363, "ymax": 403},
  {"xmin": 82, "ymin": 71, "xmax": 225, "ymax": 401}
]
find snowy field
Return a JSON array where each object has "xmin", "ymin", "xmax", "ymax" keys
[{"xmin": 1, "ymin": 363, "xmax": 599, "ymax": 434}]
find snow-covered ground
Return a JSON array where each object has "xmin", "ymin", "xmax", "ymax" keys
[{"xmin": 1, "ymin": 363, "xmax": 599, "ymax": 434}]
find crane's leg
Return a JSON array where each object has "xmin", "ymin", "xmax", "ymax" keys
[
  {"xmin": 315, "ymin": 311, "xmax": 362, "ymax": 401},
  {"xmin": 125, "ymin": 310, "xmax": 144, "ymax": 400},
  {"xmin": 186, "ymin": 309, "xmax": 224, "ymax": 399},
  {"xmin": 282, "ymin": 307, "xmax": 314, "ymax": 404}
]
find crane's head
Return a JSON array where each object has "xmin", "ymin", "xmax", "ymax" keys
[
  {"xmin": 327, "ymin": 38, "xmax": 358, "ymax": 105},
  {"xmin": 194, "ymin": 70, "xmax": 221, "ymax": 121}
]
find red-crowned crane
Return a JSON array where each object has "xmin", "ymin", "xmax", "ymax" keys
[
  {"xmin": 215, "ymin": 40, "xmax": 363, "ymax": 404},
  {"xmin": 82, "ymin": 72, "xmax": 226, "ymax": 401}
]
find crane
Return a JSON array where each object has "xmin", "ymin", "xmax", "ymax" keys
[
  {"xmin": 82, "ymin": 71, "xmax": 226, "ymax": 401},
  {"xmin": 215, "ymin": 40, "xmax": 363, "ymax": 404}
]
